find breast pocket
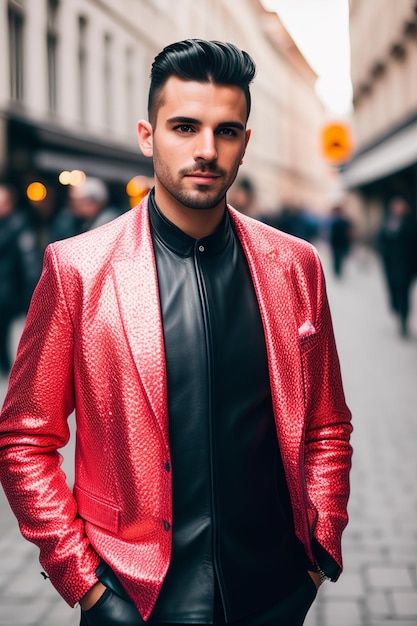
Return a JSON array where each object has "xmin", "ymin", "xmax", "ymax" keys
[{"xmin": 299, "ymin": 331, "xmax": 320, "ymax": 355}]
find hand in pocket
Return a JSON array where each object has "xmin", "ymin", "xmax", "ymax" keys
[{"xmin": 81, "ymin": 587, "xmax": 144, "ymax": 625}]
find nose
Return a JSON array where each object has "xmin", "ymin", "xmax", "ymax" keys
[{"xmin": 193, "ymin": 129, "xmax": 217, "ymax": 162}]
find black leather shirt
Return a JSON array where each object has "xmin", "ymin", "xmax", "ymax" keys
[{"xmin": 148, "ymin": 192, "xmax": 308, "ymax": 624}]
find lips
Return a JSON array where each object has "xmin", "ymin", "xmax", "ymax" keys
[{"xmin": 185, "ymin": 172, "xmax": 220, "ymax": 183}]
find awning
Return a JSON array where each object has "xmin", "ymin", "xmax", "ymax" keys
[
  {"xmin": 342, "ymin": 119, "xmax": 417, "ymax": 188},
  {"xmin": 34, "ymin": 150, "xmax": 151, "ymax": 183},
  {"xmin": 6, "ymin": 111, "xmax": 154, "ymax": 183}
]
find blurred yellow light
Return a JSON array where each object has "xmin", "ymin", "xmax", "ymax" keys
[
  {"xmin": 59, "ymin": 171, "xmax": 71, "ymax": 185},
  {"xmin": 69, "ymin": 170, "xmax": 86, "ymax": 186},
  {"xmin": 126, "ymin": 178, "xmax": 141, "ymax": 197},
  {"xmin": 321, "ymin": 122, "xmax": 353, "ymax": 164},
  {"xmin": 126, "ymin": 176, "xmax": 153, "ymax": 206},
  {"xmin": 128, "ymin": 196, "xmax": 141, "ymax": 208},
  {"xmin": 58, "ymin": 170, "xmax": 86, "ymax": 186},
  {"xmin": 27, "ymin": 182, "xmax": 47, "ymax": 202}
]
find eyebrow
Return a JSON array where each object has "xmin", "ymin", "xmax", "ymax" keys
[
  {"xmin": 218, "ymin": 121, "xmax": 246, "ymax": 131},
  {"xmin": 166, "ymin": 116, "xmax": 245, "ymax": 131}
]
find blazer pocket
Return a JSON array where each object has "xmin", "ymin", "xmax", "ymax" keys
[
  {"xmin": 74, "ymin": 484, "xmax": 121, "ymax": 534},
  {"xmin": 299, "ymin": 330, "xmax": 321, "ymax": 356}
]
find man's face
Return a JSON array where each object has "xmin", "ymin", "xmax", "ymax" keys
[
  {"xmin": 0, "ymin": 189, "xmax": 14, "ymax": 218},
  {"xmin": 140, "ymin": 77, "xmax": 250, "ymax": 214},
  {"xmin": 69, "ymin": 191, "xmax": 101, "ymax": 220}
]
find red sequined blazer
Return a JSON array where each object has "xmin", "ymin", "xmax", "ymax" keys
[{"xmin": 0, "ymin": 196, "xmax": 352, "ymax": 621}]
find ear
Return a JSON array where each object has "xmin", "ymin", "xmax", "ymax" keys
[
  {"xmin": 240, "ymin": 129, "xmax": 251, "ymax": 164},
  {"xmin": 137, "ymin": 120, "xmax": 153, "ymax": 157},
  {"xmin": 244, "ymin": 129, "xmax": 251, "ymax": 152}
]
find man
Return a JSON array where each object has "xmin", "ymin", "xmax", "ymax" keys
[
  {"xmin": 378, "ymin": 196, "xmax": 417, "ymax": 337},
  {"xmin": 329, "ymin": 205, "xmax": 352, "ymax": 278},
  {"xmin": 0, "ymin": 184, "xmax": 41, "ymax": 376},
  {"xmin": 227, "ymin": 176, "xmax": 258, "ymax": 217},
  {"xmin": 50, "ymin": 176, "xmax": 122, "ymax": 242},
  {"xmin": 0, "ymin": 40, "xmax": 352, "ymax": 626}
]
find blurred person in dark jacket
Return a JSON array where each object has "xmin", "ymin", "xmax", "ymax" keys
[
  {"xmin": 229, "ymin": 176, "xmax": 282, "ymax": 227},
  {"xmin": 227, "ymin": 175, "xmax": 257, "ymax": 217},
  {"xmin": 276, "ymin": 204, "xmax": 318, "ymax": 242},
  {"xmin": 0, "ymin": 184, "xmax": 41, "ymax": 375},
  {"xmin": 50, "ymin": 177, "xmax": 121, "ymax": 241},
  {"xmin": 28, "ymin": 186, "xmax": 60, "ymax": 254},
  {"xmin": 329, "ymin": 206, "xmax": 352, "ymax": 278},
  {"xmin": 378, "ymin": 197, "xmax": 417, "ymax": 337}
]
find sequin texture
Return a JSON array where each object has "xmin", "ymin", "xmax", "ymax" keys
[{"xmin": 0, "ymin": 196, "xmax": 352, "ymax": 620}]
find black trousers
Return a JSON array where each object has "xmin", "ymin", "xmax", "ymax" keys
[{"xmin": 80, "ymin": 572, "xmax": 317, "ymax": 626}]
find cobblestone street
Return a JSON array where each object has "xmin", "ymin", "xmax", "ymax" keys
[{"xmin": 1, "ymin": 245, "xmax": 417, "ymax": 626}]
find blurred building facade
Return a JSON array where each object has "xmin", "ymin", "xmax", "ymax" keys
[
  {"xmin": 0, "ymin": 0, "xmax": 333, "ymax": 214},
  {"xmin": 343, "ymin": 0, "xmax": 417, "ymax": 238}
]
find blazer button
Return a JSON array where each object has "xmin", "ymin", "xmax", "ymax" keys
[
  {"xmin": 164, "ymin": 461, "xmax": 171, "ymax": 472},
  {"xmin": 163, "ymin": 520, "xmax": 171, "ymax": 531}
]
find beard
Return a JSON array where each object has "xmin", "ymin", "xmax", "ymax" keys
[
  {"xmin": 164, "ymin": 185, "xmax": 226, "ymax": 210},
  {"xmin": 153, "ymin": 153, "xmax": 240, "ymax": 211}
]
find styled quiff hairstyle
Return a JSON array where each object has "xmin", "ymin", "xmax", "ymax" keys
[{"xmin": 148, "ymin": 39, "xmax": 256, "ymax": 126}]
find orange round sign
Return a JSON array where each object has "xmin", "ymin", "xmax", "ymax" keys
[{"xmin": 321, "ymin": 123, "xmax": 352, "ymax": 164}]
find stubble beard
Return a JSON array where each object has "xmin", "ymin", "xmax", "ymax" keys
[
  {"xmin": 169, "ymin": 186, "xmax": 227, "ymax": 211},
  {"xmin": 155, "ymin": 156, "xmax": 240, "ymax": 211}
]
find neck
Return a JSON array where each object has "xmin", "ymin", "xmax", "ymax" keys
[{"xmin": 153, "ymin": 187, "xmax": 226, "ymax": 239}]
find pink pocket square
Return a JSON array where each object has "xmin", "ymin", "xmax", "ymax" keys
[{"xmin": 298, "ymin": 320, "xmax": 316, "ymax": 338}]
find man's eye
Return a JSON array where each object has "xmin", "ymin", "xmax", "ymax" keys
[
  {"xmin": 218, "ymin": 128, "xmax": 236, "ymax": 136},
  {"xmin": 175, "ymin": 125, "xmax": 194, "ymax": 133}
]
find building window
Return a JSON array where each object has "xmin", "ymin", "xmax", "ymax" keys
[
  {"xmin": 104, "ymin": 33, "xmax": 112, "ymax": 129},
  {"xmin": 47, "ymin": 0, "xmax": 59, "ymax": 113},
  {"xmin": 8, "ymin": 1, "xmax": 25, "ymax": 102},
  {"xmin": 78, "ymin": 15, "xmax": 88, "ymax": 123}
]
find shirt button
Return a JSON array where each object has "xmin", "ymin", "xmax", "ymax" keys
[
  {"xmin": 163, "ymin": 520, "xmax": 171, "ymax": 531},
  {"xmin": 198, "ymin": 245, "xmax": 205, "ymax": 252},
  {"xmin": 164, "ymin": 461, "xmax": 171, "ymax": 472}
]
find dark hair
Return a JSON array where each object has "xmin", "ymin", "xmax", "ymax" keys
[{"xmin": 148, "ymin": 39, "xmax": 256, "ymax": 125}]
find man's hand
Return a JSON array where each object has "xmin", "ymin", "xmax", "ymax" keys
[
  {"xmin": 307, "ymin": 570, "xmax": 322, "ymax": 590},
  {"xmin": 79, "ymin": 581, "xmax": 107, "ymax": 610}
]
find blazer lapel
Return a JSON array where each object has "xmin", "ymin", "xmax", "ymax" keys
[
  {"xmin": 112, "ymin": 204, "xmax": 306, "ymax": 467},
  {"xmin": 112, "ymin": 202, "xmax": 169, "ymax": 448},
  {"xmin": 229, "ymin": 210, "xmax": 305, "ymax": 453}
]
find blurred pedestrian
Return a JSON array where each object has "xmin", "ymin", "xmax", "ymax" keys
[
  {"xmin": 329, "ymin": 205, "xmax": 353, "ymax": 278},
  {"xmin": 28, "ymin": 186, "xmax": 60, "ymax": 255},
  {"xmin": 228, "ymin": 176, "xmax": 283, "ymax": 227},
  {"xmin": 50, "ymin": 177, "xmax": 121, "ymax": 241},
  {"xmin": 378, "ymin": 197, "xmax": 417, "ymax": 336},
  {"xmin": 276, "ymin": 204, "xmax": 318, "ymax": 242},
  {"xmin": 227, "ymin": 175, "xmax": 257, "ymax": 216},
  {"xmin": 0, "ymin": 184, "xmax": 41, "ymax": 376},
  {"xmin": 0, "ymin": 40, "xmax": 352, "ymax": 626}
]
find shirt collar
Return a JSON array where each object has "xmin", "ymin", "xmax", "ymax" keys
[{"xmin": 148, "ymin": 188, "xmax": 232, "ymax": 258}]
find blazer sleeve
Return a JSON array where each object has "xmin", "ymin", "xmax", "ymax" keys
[
  {"xmin": 301, "ymin": 255, "xmax": 352, "ymax": 580},
  {"xmin": 0, "ymin": 244, "xmax": 100, "ymax": 606}
]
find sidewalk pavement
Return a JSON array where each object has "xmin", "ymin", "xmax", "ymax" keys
[
  {"xmin": 305, "ymin": 245, "xmax": 417, "ymax": 626},
  {"xmin": 1, "ymin": 244, "xmax": 417, "ymax": 626}
]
